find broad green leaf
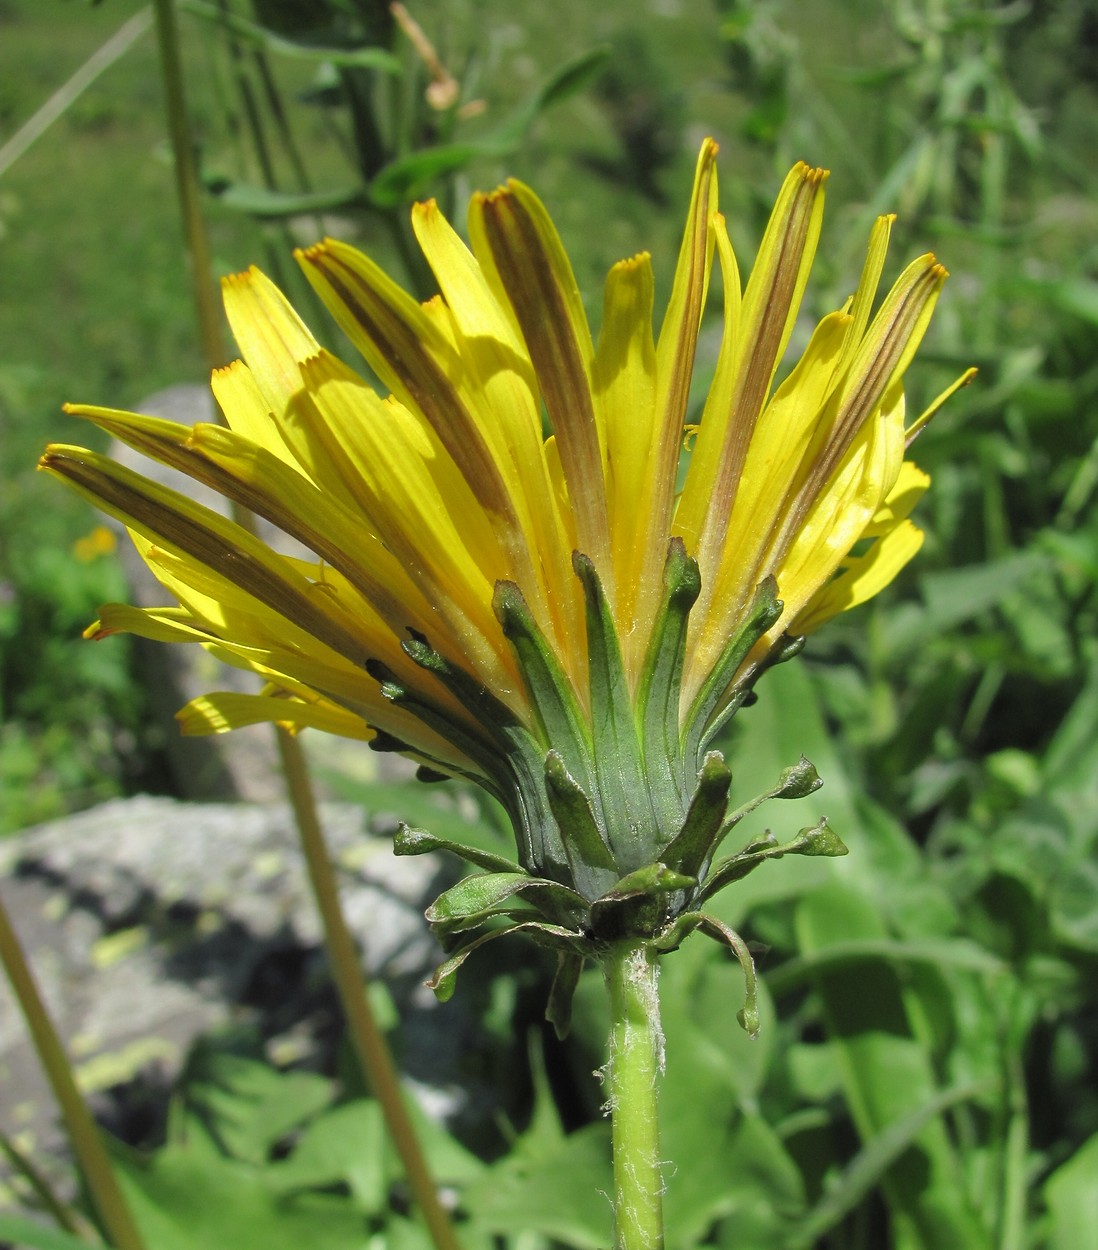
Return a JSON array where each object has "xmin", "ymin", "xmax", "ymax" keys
[
  {"xmin": 885, "ymin": 550, "xmax": 1050, "ymax": 657},
  {"xmin": 461, "ymin": 1034, "xmax": 605, "ymax": 1245},
  {"xmin": 518, "ymin": 44, "xmax": 611, "ymax": 116},
  {"xmin": 1026, "ymin": 275, "xmax": 1098, "ymax": 325},
  {"xmin": 266, "ymin": 1099, "xmax": 386, "ymax": 1214},
  {"xmin": 393, "ymin": 1097, "xmax": 485, "ymax": 1188},
  {"xmin": 368, "ymin": 144, "xmax": 487, "ymax": 207},
  {"xmin": 114, "ymin": 1150, "xmax": 367, "ymax": 1250},
  {"xmin": 181, "ymin": 1049, "xmax": 332, "ymax": 1166},
  {"xmin": 464, "ymin": 1123, "xmax": 613, "ymax": 1250},
  {"xmin": 666, "ymin": 1112, "xmax": 804, "ymax": 1250},
  {"xmin": 656, "ymin": 941, "xmax": 788, "ymax": 1248},
  {"xmin": 706, "ymin": 660, "xmax": 947, "ymax": 927},
  {"xmin": 766, "ymin": 936, "xmax": 1006, "ymax": 995},
  {"xmin": 1043, "ymin": 654, "xmax": 1098, "ymax": 798}
]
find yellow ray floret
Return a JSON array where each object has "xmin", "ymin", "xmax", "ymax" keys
[{"xmin": 42, "ymin": 141, "xmax": 961, "ymax": 806}]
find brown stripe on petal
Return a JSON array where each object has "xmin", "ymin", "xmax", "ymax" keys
[
  {"xmin": 797, "ymin": 259, "xmax": 946, "ymax": 513},
  {"xmin": 758, "ymin": 258, "xmax": 945, "ymax": 579},
  {"xmin": 127, "ymin": 418, "xmax": 427, "ymax": 639},
  {"xmin": 65, "ymin": 406, "xmax": 420, "ymax": 634},
  {"xmin": 711, "ymin": 165, "xmax": 828, "ymax": 525},
  {"xmin": 298, "ymin": 242, "xmax": 516, "ymax": 524},
  {"xmin": 476, "ymin": 186, "xmax": 611, "ymax": 573},
  {"xmin": 40, "ymin": 447, "xmax": 374, "ymax": 668}
]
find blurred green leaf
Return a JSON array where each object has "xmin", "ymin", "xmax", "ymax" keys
[
  {"xmin": 767, "ymin": 936, "xmax": 1006, "ymax": 995},
  {"xmin": 179, "ymin": 1049, "xmax": 332, "ymax": 1165},
  {"xmin": 784, "ymin": 1078, "xmax": 995, "ymax": 1249},
  {"xmin": 916, "ymin": 550, "xmax": 1049, "ymax": 639},
  {"xmin": 114, "ymin": 1149, "xmax": 368, "ymax": 1250},
  {"xmin": 1021, "ymin": 276, "xmax": 1098, "ymax": 326},
  {"xmin": 465, "ymin": 1122, "xmax": 613, "ymax": 1248},
  {"xmin": 265, "ymin": 1099, "xmax": 387, "ymax": 1213},
  {"xmin": 0, "ymin": 1217, "xmax": 109, "ymax": 1250},
  {"xmin": 209, "ymin": 182, "xmax": 366, "ymax": 219},
  {"xmin": 180, "ymin": 0, "xmax": 402, "ymax": 72},
  {"xmin": 796, "ymin": 882, "xmax": 993, "ymax": 1250},
  {"xmin": 394, "ymin": 1096, "xmax": 485, "ymax": 1189},
  {"xmin": 1043, "ymin": 1132, "xmax": 1098, "ymax": 1250},
  {"xmin": 368, "ymin": 47, "xmax": 610, "ymax": 206},
  {"xmin": 464, "ymin": 1056, "xmax": 612, "ymax": 1250}
]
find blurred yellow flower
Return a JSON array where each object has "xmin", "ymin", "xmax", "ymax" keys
[{"xmin": 71, "ymin": 524, "xmax": 117, "ymax": 563}]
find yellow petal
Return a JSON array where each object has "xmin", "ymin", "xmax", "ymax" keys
[
  {"xmin": 790, "ymin": 519, "xmax": 925, "ymax": 634},
  {"xmin": 861, "ymin": 461, "xmax": 930, "ymax": 537},
  {"xmin": 592, "ymin": 252, "xmax": 657, "ymax": 657},
  {"xmin": 65, "ymin": 402, "xmax": 421, "ymax": 633},
  {"xmin": 220, "ymin": 267, "xmax": 381, "ymax": 512},
  {"xmin": 410, "ymin": 198, "xmax": 579, "ymax": 652},
  {"xmin": 678, "ymin": 162, "xmax": 828, "ymax": 598},
  {"xmin": 302, "ymin": 352, "xmax": 523, "ymax": 701},
  {"xmin": 800, "ymin": 254, "xmax": 945, "ymax": 506},
  {"xmin": 673, "ymin": 213, "xmax": 743, "ymax": 557},
  {"xmin": 840, "ymin": 213, "xmax": 896, "ymax": 370},
  {"xmin": 210, "ymin": 359, "xmax": 300, "ymax": 472},
  {"xmin": 177, "ymin": 691, "xmax": 372, "ymax": 739},
  {"xmin": 123, "ymin": 538, "xmax": 483, "ymax": 741},
  {"xmin": 40, "ymin": 444, "xmax": 374, "ymax": 668},
  {"xmin": 773, "ymin": 386, "xmax": 907, "ymax": 627},
  {"xmin": 634, "ymin": 139, "xmax": 720, "ymax": 616},
  {"xmin": 297, "ymin": 238, "xmax": 519, "ymax": 527},
  {"xmin": 687, "ymin": 309, "xmax": 850, "ymax": 652},
  {"xmin": 470, "ymin": 179, "xmax": 611, "ymax": 578},
  {"xmin": 88, "ymin": 602, "xmax": 208, "ymax": 645}
]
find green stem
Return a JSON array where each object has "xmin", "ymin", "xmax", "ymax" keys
[
  {"xmin": 0, "ymin": 890, "xmax": 148, "ymax": 1250},
  {"xmin": 153, "ymin": 0, "xmax": 227, "ymax": 370},
  {"xmin": 603, "ymin": 941, "xmax": 665, "ymax": 1250},
  {"xmin": 276, "ymin": 730, "xmax": 463, "ymax": 1250}
]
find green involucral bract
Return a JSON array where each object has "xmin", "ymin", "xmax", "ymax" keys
[{"xmin": 402, "ymin": 544, "xmax": 848, "ymax": 1034}]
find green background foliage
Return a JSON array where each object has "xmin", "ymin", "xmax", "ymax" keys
[{"xmin": 2, "ymin": 0, "xmax": 1097, "ymax": 1246}]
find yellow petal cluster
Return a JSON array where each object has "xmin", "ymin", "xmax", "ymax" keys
[{"xmin": 41, "ymin": 140, "xmax": 949, "ymax": 787}]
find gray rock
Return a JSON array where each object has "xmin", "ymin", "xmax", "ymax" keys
[{"xmin": 0, "ymin": 794, "xmax": 456, "ymax": 1208}]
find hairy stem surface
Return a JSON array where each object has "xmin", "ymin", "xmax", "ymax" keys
[{"xmin": 603, "ymin": 940, "xmax": 665, "ymax": 1250}]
